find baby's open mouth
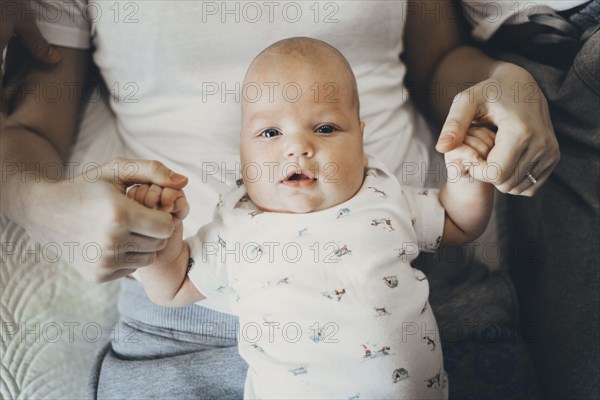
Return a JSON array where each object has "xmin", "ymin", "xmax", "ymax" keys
[
  {"xmin": 282, "ymin": 171, "xmax": 317, "ymax": 185},
  {"xmin": 287, "ymin": 173, "xmax": 311, "ymax": 181}
]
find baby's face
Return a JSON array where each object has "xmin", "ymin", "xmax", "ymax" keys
[{"xmin": 240, "ymin": 57, "xmax": 366, "ymax": 213}]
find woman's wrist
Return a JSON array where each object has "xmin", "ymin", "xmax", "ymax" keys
[
  {"xmin": 489, "ymin": 61, "xmax": 532, "ymax": 81},
  {"xmin": 487, "ymin": 62, "xmax": 542, "ymax": 101},
  {"xmin": 428, "ymin": 45, "xmax": 502, "ymax": 121}
]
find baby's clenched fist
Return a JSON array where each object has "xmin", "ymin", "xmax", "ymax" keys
[
  {"xmin": 444, "ymin": 126, "xmax": 496, "ymax": 181},
  {"xmin": 127, "ymin": 183, "xmax": 190, "ymax": 222}
]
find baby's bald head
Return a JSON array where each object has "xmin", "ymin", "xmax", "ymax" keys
[
  {"xmin": 240, "ymin": 38, "xmax": 367, "ymax": 214},
  {"xmin": 243, "ymin": 37, "xmax": 360, "ymax": 113}
]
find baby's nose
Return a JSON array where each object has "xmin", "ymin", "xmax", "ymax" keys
[{"xmin": 286, "ymin": 138, "xmax": 314, "ymax": 158}]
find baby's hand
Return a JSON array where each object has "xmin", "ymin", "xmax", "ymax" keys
[
  {"xmin": 127, "ymin": 183, "xmax": 189, "ymax": 223},
  {"xmin": 126, "ymin": 183, "xmax": 190, "ymax": 267},
  {"xmin": 444, "ymin": 126, "xmax": 496, "ymax": 182}
]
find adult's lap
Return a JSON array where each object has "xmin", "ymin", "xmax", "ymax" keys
[
  {"xmin": 89, "ymin": 259, "xmax": 541, "ymax": 399},
  {"xmin": 419, "ymin": 254, "xmax": 542, "ymax": 399},
  {"xmin": 92, "ymin": 338, "xmax": 246, "ymax": 399},
  {"xmin": 88, "ymin": 278, "xmax": 247, "ymax": 400}
]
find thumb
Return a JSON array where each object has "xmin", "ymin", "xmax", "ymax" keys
[
  {"xmin": 100, "ymin": 158, "xmax": 189, "ymax": 191},
  {"xmin": 436, "ymin": 91, "xmax": 478, "ymax": 153},
  {"xmin": 16, "ymin": 22, "xmax": 61, "ymax": 64}
]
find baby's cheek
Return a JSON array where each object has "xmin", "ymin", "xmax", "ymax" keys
[
  {"xmin": 332, "ymin": 161, "xmax": 365, "ymax": 204},
  {"xmin": 244, "ymin": 181, "xmax": 266, "ymax": 207}
]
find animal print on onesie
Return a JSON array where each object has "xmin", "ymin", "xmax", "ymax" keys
[{"xmin": 187, "ymin": 156, "xmax": 448, "ymax": 399}]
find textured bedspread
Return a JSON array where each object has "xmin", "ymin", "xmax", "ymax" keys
[{"xmin": 1, "ymin": 215, "xmax": 119, "ymax": 399}]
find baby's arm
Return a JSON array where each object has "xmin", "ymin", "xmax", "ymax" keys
[
  {"xmin": 439, "ymin": 126, "xmax": 495, "ymax": 245},
  {"xmin": 126, "ymin": 184, "xmax": 205, "ymax": 307}
]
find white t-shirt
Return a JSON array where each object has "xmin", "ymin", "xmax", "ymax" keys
[
  {"xmin": 462, "ymin": 0, "xmax": 589, "ymax": 41},
  {"xmin": 34, "ymin": 0, "xmax": 441, "ymax": 237},
  {"xmin": 186, "ymin": 157, "xmax": 447, "ymax": 399}
]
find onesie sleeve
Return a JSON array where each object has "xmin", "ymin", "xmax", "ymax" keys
[
  {"xmin": 401, "ymin": 186, "xmax": 445, "ymax": 253},
  {"xmin": 185, "ymin": 219, "xmax": 234, "ymax": 313},
  {"xmin": 34, "ymin": 0, "xmax": 91, "ymax": 49}
]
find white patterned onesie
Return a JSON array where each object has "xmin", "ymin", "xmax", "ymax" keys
[{"xmin": 187, "ymin": 158, "xmax": 449, "ymax": 400}]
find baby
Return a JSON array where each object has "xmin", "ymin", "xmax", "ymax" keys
[{"xmin": 127, "ymin": 38, "xmax": 494, "ymax": 399}]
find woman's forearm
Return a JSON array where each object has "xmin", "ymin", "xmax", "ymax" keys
[
  {"xmin": 404, "ymin": 1, "xmax": 509, "ymax": 123},
  {"xmin": 1, "ymin": 47, "xmax": 88, "ymax": 228},
  {"xmin": 0, "ymin": 125, "xmax": 65, "ymax": 227},
  {"xmin": 428, "ymin": 46, "xmax": 503, "ymax": 122}
]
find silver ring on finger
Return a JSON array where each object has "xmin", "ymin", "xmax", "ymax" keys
[{"xmin": 525, "ymin": 171, "xmax": 537, "ymax": 185}]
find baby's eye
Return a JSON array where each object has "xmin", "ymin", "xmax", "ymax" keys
[
  {"xmin": 316, "ymin": 125, "xmax": 336, "ymax": 134},
  {"xmin": 261, "ymin": 128, "xmax": 282, "ymax": 138}
]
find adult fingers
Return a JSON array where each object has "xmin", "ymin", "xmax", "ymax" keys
[
  {"xmin": 116, "ymin": 233, "xmax": 168, "ymax": 253},
  {"xmin": 495, "ymin": 144, "xmax": 537, "ymax": 194},
  {"xmin": 113, "ymin": 251, "xmax": 157, "ymax": 270},
  {"xmin": 91, "ymin": 252, "xmax": 156, "ymax": 282},
  {"xmin": 475, "ymin": 116, "xmax": 558, "ymax": 195},
  {"xmin": 505, "ymin": 131, "xmax": 559, "ymax": 196},
  {"xmin": 481, "ymin": 123, "xmax": 528, "ymax": 187},
  {"xmin": 436, "ymin": 89, "xmax": 480, "ymax": 153},
  {"xmin": 104, "ymin": 268, "xmax": 139, "ymax": 282},
  {"xmin": 509, "ymin": 163, "xmax": 553, "ymax": 197},
  {"xmin": 125, "ymin": 200, "xmax": 174, "ymax": 239},
  {"xmin": 508, "ymin": 174, "xmax": 537, "ymax": 196},
  {"xmin": 481, "ymin": 92, "xmax": 557, "ymax": 192},
  {"xmin": 519, "ymin": 165, "xmax": 553, "ymax": 197},
  {"xmin": 99, "ymin": 158, "xmax": 188, "ymax": 191},
  {"xmin": 494, "ymin": 137, "xmax": 556, "ymax": 195}
]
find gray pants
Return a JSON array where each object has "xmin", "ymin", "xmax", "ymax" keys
[
  {"xmin": 88, "ymin": 262, "xmax": 541, "ymax": 399},
  {"xmin": 492, "ymin": 29, "xmax": 600, "ymax": 400},
  {"xmin": 88, "ymin": 277, "xmax": 247, "ymax": 399}
]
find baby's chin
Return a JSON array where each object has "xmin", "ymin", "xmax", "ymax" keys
[
  {"xmin": 255, "ymin": 202, "xmax": 320, "ymax": 214},
  {"xmin": 255, "ymin": 197, "xmax": 343, "ymax": 214}
]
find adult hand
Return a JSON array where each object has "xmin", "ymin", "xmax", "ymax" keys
[
  {"xmin": 23, "ymin": 158, "xmax": 189, "ymax": 283},
  {"xmin": 1, "ymin": 0, "xmax": 60, "ymax": 111},
  {"xmin": 435, "ymin": 63, "xmax": 560, "ymax": 196}
]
